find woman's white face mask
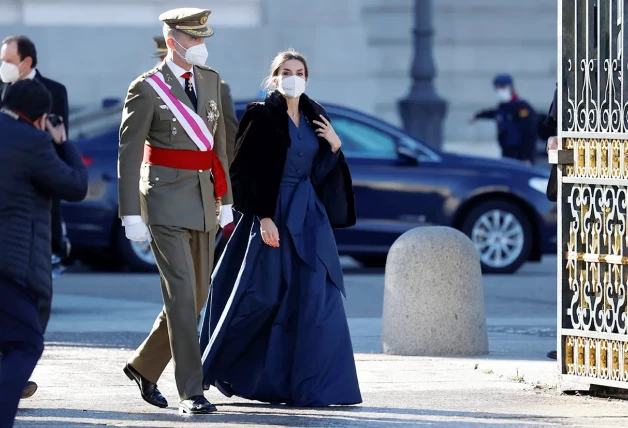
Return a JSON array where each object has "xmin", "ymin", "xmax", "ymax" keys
[{"xmin": 277, "ymin": 75, "xmax": 306, "ymax": 99}]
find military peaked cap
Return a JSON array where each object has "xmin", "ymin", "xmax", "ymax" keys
[
  {"xmin": 152, "ymin": 36, "xmax": 167, "ymax": 58},
  {"xmin": 159, "ymin": 8, "xmax": 214, "ymax": 38}
]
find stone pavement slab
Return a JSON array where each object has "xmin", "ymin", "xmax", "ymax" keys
[
  {"xmin": 14, "ymin": 346, "xmax": 628, "ymax": 427},
  {"xmin": 14, "ymin": 259, "xmax": 628, "ymax": 427}
]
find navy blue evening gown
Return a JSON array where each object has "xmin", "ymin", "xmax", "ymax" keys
[{"xmin": 199, "ymin": 111, "xmax": 362, "ymax": 407}]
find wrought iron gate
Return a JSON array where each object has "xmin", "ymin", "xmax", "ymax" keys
[{"xmin": 558, "ymin": 0, "xmax": 628, "ymax": 388}]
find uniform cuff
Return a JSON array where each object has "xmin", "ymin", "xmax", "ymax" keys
[{"xmin": 122, "ymin": 215, "xmax": 143, "ymax": 226}]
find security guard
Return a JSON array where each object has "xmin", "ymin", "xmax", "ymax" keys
[
  {"xmin": 151, "ymin": 35, "xmax": 237, "ymax": 164},
  {"xmin": 471, "ymin": 74, "xmax": 538, "ymax": 164},
  {"xmin": 119, "ymin": 8, "xmax": 233, "ymax": 415}
]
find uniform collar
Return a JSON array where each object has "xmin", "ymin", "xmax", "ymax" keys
[{"xmin": 166, "ymin": 59, "xmax": 193, "ymax": 79}]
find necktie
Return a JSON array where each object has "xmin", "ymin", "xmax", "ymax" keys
[{"xmin": 181, "ymin": 72, "xmax": 198, "ymax": 110}]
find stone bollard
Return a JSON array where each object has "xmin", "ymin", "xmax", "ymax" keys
[{"xmin": 381, "ymin": 226, "xmax": 488, "ymax": 356}]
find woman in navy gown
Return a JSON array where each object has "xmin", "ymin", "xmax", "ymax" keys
[{"xmin": 199, "ymin": 49, "xmax": 362, "ymax": 407}]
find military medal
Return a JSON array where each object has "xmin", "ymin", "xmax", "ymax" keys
[
  {"xmin": 188, "ymin": 80, "xmax": 194, "ymax": 92},
  {"xmin": 207, "ymin": 100, "xmax": 220, "ymax": 135}
]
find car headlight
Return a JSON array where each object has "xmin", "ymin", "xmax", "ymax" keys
[{"xmin": 529, "ymin": 177, "xmax": 549, "ymax": 193}]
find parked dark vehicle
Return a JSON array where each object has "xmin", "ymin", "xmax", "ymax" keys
[{"xmin": 62, "ymin": 101, "xmax": 556, "ymax": 274}]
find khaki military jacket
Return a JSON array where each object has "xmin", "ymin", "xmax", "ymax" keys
[
  {"xmin": 219, "ymin": 81, "xmax": 238, "ymax": 166},
  {"xmin": 117, "ymin": 62, "xmax": 233, "ymax": 232}
]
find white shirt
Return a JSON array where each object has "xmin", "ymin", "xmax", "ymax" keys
[
  {"xmin": 24, "ymin": 69, "xmax": 36, "ymax": 80},
  {"xmin": 166, "ymin": 59, "xmax": 196, "ymax": 94}
]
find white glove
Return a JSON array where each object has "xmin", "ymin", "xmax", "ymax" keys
[
  {"xmin": 122, "ymin": 215, "xmax": 152, "ymax": 242},
  {"xmin": 219, "ymin": 204, "xmax": 234, "ymax": 228}
]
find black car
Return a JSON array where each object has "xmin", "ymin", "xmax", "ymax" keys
[{"xmin": 62, "ymin": 101, "xmax": 556, "ymax": 274}]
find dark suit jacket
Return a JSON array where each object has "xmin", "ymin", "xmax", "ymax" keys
[
  {"xmin": 35, "ymin": 72, "xmax": 71, "ymax": 257},
  {"xmin": 1, "ymin": 71, "xmax": 71, "ymax": 257},
  {"xmin": 542, "ymin": 88, "xmax": 558, "ymax": 202}
]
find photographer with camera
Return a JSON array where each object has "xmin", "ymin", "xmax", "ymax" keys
[
  {"xmin": 0, "ymin": 79, "xmax": 87, "ymax": 428},
  {"xmin": 1, "ymin": 34, "xmax": 72, "ymax": 400}
]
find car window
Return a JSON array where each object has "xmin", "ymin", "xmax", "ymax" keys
[{"xmin": 328, "ymin": 115, "xmax": 397, "ymax": 159}]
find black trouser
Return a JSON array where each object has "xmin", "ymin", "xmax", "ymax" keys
[{"xmin": 0, "ymin": 281, "xmax": 44, "ymax": 427}]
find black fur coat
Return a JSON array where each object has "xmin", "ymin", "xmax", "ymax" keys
[{"xmin": 230, "ymin": 90, "xmax": 356, "ymax": 228}]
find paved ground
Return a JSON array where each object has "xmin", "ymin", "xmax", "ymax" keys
[{"xmin": 14, "ymin": 257, "xmax": 628, "ymax": 427}]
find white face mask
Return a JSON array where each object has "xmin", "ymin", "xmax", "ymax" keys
[
  {"xmin": 278, "ymin": 75, "xmax": 306, "ymax": 99},
  {"xmin": 174, "ymin": 39, "xmax": 208, "ymax": 66},
  {"xmin": 0, "ymin": 61, "xmax": 23, "ymax": 83},
  {"xmin": 496, "ymin": 88, "xmax": 512, "ymax": 103}
]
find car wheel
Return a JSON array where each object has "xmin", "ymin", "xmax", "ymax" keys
[
  {"xmin": 116, "ymin": 226, "xmax": 158, "ymax": 272},
  {"xmin": 461, "ymin": 200, "xmax": 532, "ymax": 274},
  {"xmin": 353, "ymin": 255, "xmax": 387, "ymax": 268}
]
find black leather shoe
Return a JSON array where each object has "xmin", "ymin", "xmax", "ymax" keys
[
  {"xmin": 179, "ymin": 395, "xmax": 217, "ymax": 414},
  {"xmin": 123, "ymin": 364, "xmax": 168, "ymax": 408},
  {"xmin": 547, "ymin": 350, "xmax": 557, "ymax": 360},
  {"xmin": 21, "ymin": 381, "xmax": 38, "ymax": 399}
]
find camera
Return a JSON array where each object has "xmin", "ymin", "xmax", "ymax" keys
[{"xmin": 48, "ymin": 114, "xmax": 62, "ymax": 127}]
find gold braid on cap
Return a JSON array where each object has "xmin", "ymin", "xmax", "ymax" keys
[{"xmin": 175, "ymin": 24, "xmax": 206, "ymax": 30}]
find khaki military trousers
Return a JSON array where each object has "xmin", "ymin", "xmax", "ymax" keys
[{"xmin": 128, "ymin": 225, "xmax": 215, "ymax": 401}]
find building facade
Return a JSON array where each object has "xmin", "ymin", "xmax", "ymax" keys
[{"xmin": 0, "ymin": 0, "xmax": 557, "ymax": 145}]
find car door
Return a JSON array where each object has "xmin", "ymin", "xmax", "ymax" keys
[{"xmin": 327, "ymin": 112, "xmax": 436, "ymax": 254}]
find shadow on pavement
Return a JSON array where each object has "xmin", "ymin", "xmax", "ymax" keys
[{"xmin": 14, "ymin": 404, "xmax": 572, "ymax": 428}]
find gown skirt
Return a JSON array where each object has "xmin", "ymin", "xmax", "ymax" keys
[{"xmin": 199, "ymin": 174, "xmax": 362, "ymax": 407}]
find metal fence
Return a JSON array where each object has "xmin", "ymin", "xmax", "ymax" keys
[{"xmin": 558, "ymin": 0, "xmax": 628, "ymax": 388}]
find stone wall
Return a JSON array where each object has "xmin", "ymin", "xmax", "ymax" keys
[{"xmin": 0, "ymin": 0, "xmax": 558, "ymax": 145}]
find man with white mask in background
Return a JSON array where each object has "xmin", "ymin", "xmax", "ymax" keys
[
  {"xmin": 118, "ymin": 8, "xmax": 232, "ymax": 415},
  {"xmin": 470, "ymin": 73, "xmax": 538, "ymax": 164}
]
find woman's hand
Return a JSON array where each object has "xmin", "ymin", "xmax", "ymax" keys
[
  {"xmin": 313, "ymin": 115, "xmax": 341, "ymax": 153},
  {"xmin": 260, "ymin": 217, "xmax": 280, "ymax": 247}
]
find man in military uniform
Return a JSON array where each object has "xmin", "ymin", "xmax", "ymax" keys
[
  {"xmin": 118, "ymin": 8, "xmax": 232, "ymax": 414},
  {"xmin": 151, "ymin": 35, "xmax": 238, "ymax": 164},
  {"xmin": 152, "ymin": 36, "xmax": 168, "ymax": 64},
  {"xmin": 471, "ymin": 74, "xmax": 538, "ymax": 164}
]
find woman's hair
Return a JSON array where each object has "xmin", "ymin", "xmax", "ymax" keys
[{"xmin": 261, "ymin": 49, "xmax": 309, "ymax": 92}]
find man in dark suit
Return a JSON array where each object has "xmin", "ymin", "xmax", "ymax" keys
[
  {"xmin": 539, "ymin": 86, "xmax": 558, "ymax": 361},
  {"xmin": 0, "ymin": 34, "xmax": 71, "ymax": 399},
  {"xmin": 0, "ymin": 79, "xmax": 87, "ymax": 428}
]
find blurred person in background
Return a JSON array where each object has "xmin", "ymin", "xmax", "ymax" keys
[
  {"xmin": 0, "ymin": 79, "xmax": 87, "ymax": 428},
  {"xmin": 152, "ymin": 36, "xmax": 168, "ymax": 64},
  {"xmin": 0, "ymin": 34, "xmax": 72, "ymax": 399},
  {"xmin": 470, "ymin": 74, "xmax": 538, "ymax": 164},
  {"xmin": 199, "ymin": 49, "xmax": 362, "ymax": 408}
]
